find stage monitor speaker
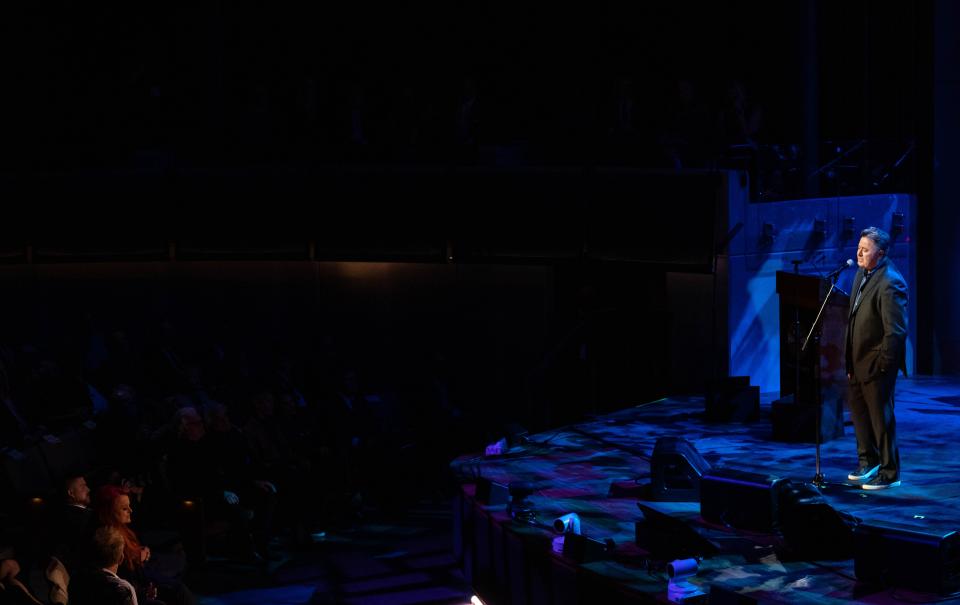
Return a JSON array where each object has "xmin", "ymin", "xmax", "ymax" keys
[
  {"xmin": 650, "ymin": 437, "xmax": 711, "ymax": 502},
  {"xmin": 636, "ymin": 502, "xmax": 720, "ymax": 561},
  {"xmin": 778, "ymin": 482, "xmax": 858, "ymax": 560},
  {"xmin": 700, "ymin": 468, "xmax": 790, "ymax": 533},
  {"xmin": 854, "ymin": 522, "xmax": 960, "ymax": 595}
]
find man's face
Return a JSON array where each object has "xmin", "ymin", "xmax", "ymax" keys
[
  {"xmin": 857, "ymin": 236, "xmax": 884, "ymax": 271},
  {"xmin": 68, "ymin": 477, "xmax": 90, "ymax": 506}
]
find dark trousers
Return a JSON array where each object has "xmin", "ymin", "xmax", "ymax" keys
[{"xmin": 848, "ymin": 371, "xmax": 900, "ymax": 481}]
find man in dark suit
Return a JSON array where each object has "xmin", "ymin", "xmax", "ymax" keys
[
  {"xmin": 845, "ymin": 227, "xmax": 908, "ymax": 490},
  {"xmin": 52, "ymin": 475, "xmax": 95, "ymax": 575}
]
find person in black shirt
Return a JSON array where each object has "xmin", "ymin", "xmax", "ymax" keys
[{"xmin": 51, "ymin": 475, "xmax": 95, "ymax": 576}]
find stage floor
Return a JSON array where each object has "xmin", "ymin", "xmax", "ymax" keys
[{"xmin": 451, "ymin": 375, "xmax": 960, "ymax": 604}]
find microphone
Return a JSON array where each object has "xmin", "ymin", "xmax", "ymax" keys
[{"xmin": 825, "ymin": 259, "xmax": 854, "ymax": 280}]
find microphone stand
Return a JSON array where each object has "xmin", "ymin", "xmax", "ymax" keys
[{"xmin": 801, "ymin": 272, "xmax": 841, "ymax": 487}]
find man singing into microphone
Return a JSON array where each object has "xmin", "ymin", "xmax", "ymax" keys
[{"xmin": 845, "ymin": 227, "xmax": 908, "ymax": 490}]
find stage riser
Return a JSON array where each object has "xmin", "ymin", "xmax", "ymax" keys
[{"xmin": 456, "ymin": 489, "xmax": 658, "ymax": 605}]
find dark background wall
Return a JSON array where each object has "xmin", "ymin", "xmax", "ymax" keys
[
  {"xmin": 0, "ymin": 0, "xmax": 956, "ymax": 433},
  {"xmin": 0, "ymin": 258, "xmax": 672, "ymax": 439},
  {"xmin": 932, "ymin": 0, "xmax": 960, "ymax": 373},
  {"xmin": 0, "ymin": 2, "xmax": 926, "ymax": 176}
]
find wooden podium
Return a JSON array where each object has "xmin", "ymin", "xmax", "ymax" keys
[{"xmin": 772, "ymin": 271, "xmax": 848, "ymax": 442}]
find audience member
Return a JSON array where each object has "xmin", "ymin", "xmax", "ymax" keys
[
  {"xmin": 166, "ymin": 407, "xmax": 267, "ymax": 561},
  {"xmin": 24, "ymin": 357, "xmax": 91, "ymax": 430},
  {"xmin": 68, "ymin": 527, "xmax": 139, "ymax": 605},
  {"xmin": 209, "ymin": 401, "xmax": 279, "ymax": 515},
  {"xmin": 0, "ymin": 557, "xmax": 43, "ymax": 605},
  {"xmin": 51, "ymin": 475, "xmax": 95, "ymax": 575},
  {"xmin": 325, "ymin": 370, "xmax": 381, "ymax": 518},
  {"xmin": 244, "ymin": 391, "xmax": 315, "ymax": 539},
  {"xmin": 95, "ymin": 385, "xmax": 148, "ymax": 476},
  {"xmin": 95, "ymin": 485, "xmax": 194, "ymax": 605},
  {"xmin": 99, "ymin": 330, "xmax": 147, "ymax": 394}
]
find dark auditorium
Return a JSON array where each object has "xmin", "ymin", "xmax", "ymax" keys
[{"xmin": 2, "ymin": 2, "xmax": 959, "ymax": 604}]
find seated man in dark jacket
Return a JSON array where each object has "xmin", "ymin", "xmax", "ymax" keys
[
  {"xmin": 50, "ymin": 475, "xmax": 95, "ymax": 576},
  {"xmin": 165, "ymin": 407, "xmax": 264, "ymax": 561}
]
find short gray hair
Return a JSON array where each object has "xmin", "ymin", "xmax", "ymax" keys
[
  {"xmin": 860, "ymin": 226, "xmax": 891, "ymax": 252},
  {"xmin": 92, "ymin": 526, "xmax": 125, "ymax": 566}
]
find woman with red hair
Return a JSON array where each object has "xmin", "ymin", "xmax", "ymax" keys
[
  {"xmin": 94, "ymin": 486, "xmax": 151, "ymax": 573},
  {"xmin": 94, "ymin": 485, "xmax": 195, "ymax": 605}
]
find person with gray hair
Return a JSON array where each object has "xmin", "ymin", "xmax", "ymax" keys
[
  {"xmin": 845, "ymin": 226, "xmax": 908, "ymax": 490},
  {"xmin": 68, "ymin": 526, "xmax": 139, "ymax": 605}
]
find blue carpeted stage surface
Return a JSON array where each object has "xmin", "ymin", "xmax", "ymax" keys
[{"xmin": 451, "ymin": 376, "xmax": 960, "ymax": 604}]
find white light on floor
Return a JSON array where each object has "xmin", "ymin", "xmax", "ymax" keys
[{"xmin": 471, "ymin": 595, "xmax": 487, "ymax": 605}]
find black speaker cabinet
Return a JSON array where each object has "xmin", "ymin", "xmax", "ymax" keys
[
  {"xmin": 636, "ymin": 502, "xmax": 720, "ymax": 561},
  {"xmin": 650, "ymin": 437, "xmax": 711, "ymax": 502},
  {"xmin": 854, "ymin": 522, "xmax": 960, "ymax": 595},
  {"xmin": 700, "ymin": 468, "xmax": 790, "ymax": 533},
  {"xmin": 778, "ymin": 482, "xmax": 857, "ymax": 560}
]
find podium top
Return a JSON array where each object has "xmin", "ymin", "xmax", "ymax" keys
[{"xmin": 775, "ymin": 271, "xmax": 850, "ymax": 310}]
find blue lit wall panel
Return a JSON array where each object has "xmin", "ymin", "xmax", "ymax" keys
[{"xmin": 728, "ymin": 193, "xmax": 916, "ymax": 395}]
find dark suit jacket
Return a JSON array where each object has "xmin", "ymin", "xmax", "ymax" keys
[
  {"xmin": 846, "ymin": 257, "xmax": 908, "ymax": 382},
  {"xmin": 52, "ymin": 504, "xmax": 95, "ymax": 574}
]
